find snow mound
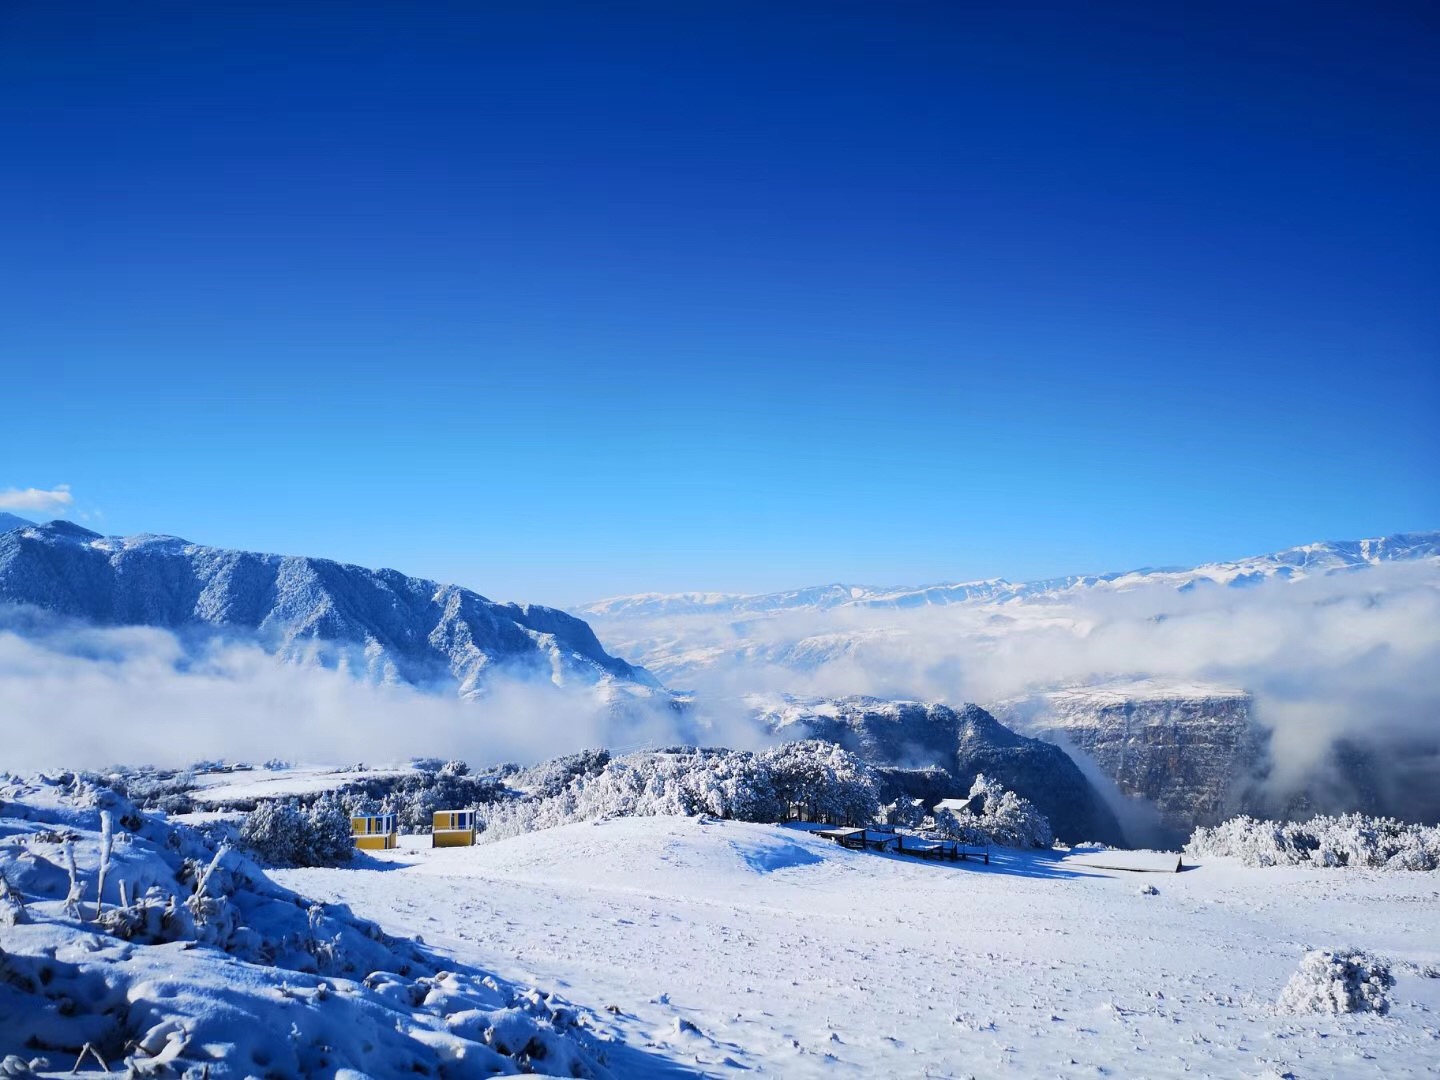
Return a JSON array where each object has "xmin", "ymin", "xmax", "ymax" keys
[
  {"xmin": 1278, "ymin": 949, "xmax": 1395, "ymax": 1016},
  {"xmin": 0, "ymin": 773, "xmax": 617, "ymax": 1076}
]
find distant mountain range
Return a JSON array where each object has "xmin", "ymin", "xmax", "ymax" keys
[
  {"xmin": 572, "ymin": 532, "xmax": 1440, "ymax": 688},
  {"xmin": 577, "ymin": 532, "xmax": 1440, "ymax": 619},
  {"xmin": 0, "ymin": 520, "xmax": 659, "ymax": 699}
]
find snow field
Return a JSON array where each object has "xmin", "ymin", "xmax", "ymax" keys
[{"xmin": 279, "ymin": 816, "xmax": 1440, "ymax": 1078}]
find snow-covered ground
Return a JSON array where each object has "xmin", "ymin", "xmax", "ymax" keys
[
  {"xmin": 279, "ymin": 816, "xmax": 1440, "ymax": 1079},
  {"xmin": 186, "ymin": 763, "xmax": 419, "ymax": 807}
]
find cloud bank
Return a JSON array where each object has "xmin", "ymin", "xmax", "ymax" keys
[
  {"xmin": 593, "ymin": 560, "xmax": 1440, "ymax": 817},
  {"xmin": 0, "ymin": 484, "xmax": 73, "ymax": 513},
  {"xmin": 0, "ymin": 611, "xmax": 738, "ymax": 774}
]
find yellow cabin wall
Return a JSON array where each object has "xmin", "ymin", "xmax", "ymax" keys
[{"xmin": 432, "ymin": 829, "xmax": 475, "ymax": 848}]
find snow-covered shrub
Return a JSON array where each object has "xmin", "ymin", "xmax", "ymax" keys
[
  {"xmin": 1278, "ymin": 949, "xmax": 1394, "ymax": 1015},
  {"xmin": 1188, "ymin": 814, "xmax": 1440, "ymax": 870},
  {"xmin": 83, "ymin": 766, "xmax": 197, "ymax": 815},
  {"xmin": 240, "ymin": 797, "xmax": 353, "ymax": 867}
]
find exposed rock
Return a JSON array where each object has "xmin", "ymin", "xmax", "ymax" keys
[{"xmin": 993, "ymin": 683, "xmax": 1266, "ymax": 836}]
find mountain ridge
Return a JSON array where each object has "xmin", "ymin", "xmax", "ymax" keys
[
  {"xmin": 0, "ymin": 521, "xmax": 659, "ymax": 699},
  {"xmin": 577, "ymin": 531, "xmax": 1440, "ymax": 619},
  {"xmin": 0, "ymin": 512, "xmax": 35, "ymax": 533}
]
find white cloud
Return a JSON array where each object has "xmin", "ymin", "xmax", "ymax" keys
[{"xmin": 0, "ymin": 484, "xmax": 74, "ymax": 513}]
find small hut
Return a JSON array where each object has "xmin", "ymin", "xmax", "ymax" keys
[
  {"xmin": 351, "ymin": 812, "xmax": 398, "ymax": 851},
  {"xmin": 432, "ymin": 809, "xmax": 476, "ymax": 848}
]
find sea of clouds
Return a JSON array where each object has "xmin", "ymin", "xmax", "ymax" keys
[{"xmin": 2, "ymin": 559, "xmax": 1436, "ymax": 821}]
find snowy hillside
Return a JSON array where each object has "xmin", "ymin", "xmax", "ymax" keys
[
  {"xmin": 0, "ymin": 521, "xmax": 659, "ymax": 699},
  {"xmin": 0, "ymin": 773, "xmax": 664, "ymax": 1077},
  {"xmin": 279, "ymin": 814, "xmax": 1440, "ymax": 1079},
  {"xmin": 0, "ymin": 512, "xmax": 33, "ymax": 533}
]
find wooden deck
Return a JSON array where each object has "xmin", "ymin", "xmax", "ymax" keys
[{"xmin": 813, "ymin": 827, "xmax": 989, "ymax": 864}]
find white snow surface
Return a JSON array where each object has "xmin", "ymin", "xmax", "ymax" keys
[
  {"xmin": 185, "ymin": 763, "xmax": 420, "ymax": 807},
  {"xmin": 0, "ymin": 776, "xmax": 647, "ymax": 1078},
  {"xmin": 278, "ymin": 815, "xmax": 1440, "ymax": 1079}
]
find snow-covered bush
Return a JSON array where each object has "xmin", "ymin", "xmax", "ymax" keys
[
  {"xmin": 1278, "ymin": 949, "xmax": 1394, "ymax": 1015},
  {"xmin": 83, "ymin": 766, "xmax": 197, "ymax": 815},
  {"xmin": 1187, "ymin": 814, "xmax": 1440, "ymax": 870},
  {"xmin": 240, "ymin": 796, "xmax": 353, "ymax": 867}
]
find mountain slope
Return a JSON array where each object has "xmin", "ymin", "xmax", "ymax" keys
[
  {"xmin": 757, "ymin": 695, "xmax": 1124, "ymax": 844},
  {"xmin": 0, "ymin": 521, "xmax": 658, "ymax": 698},
  {"xmin": 0, "ymin": 512, "xmax": 34, "ymax": 533}
]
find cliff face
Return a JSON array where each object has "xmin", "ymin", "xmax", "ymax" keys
[
  {"xmin": 994, "ymin": 684, "xmax": 1266, "ymax": 836},
  {"xmin": 0, "ymin": 522, "xmax": 659, "ymax": 699},
  {"xmin": 757, "ymin": 695, "xmax": 1125, "ymax": 844}
]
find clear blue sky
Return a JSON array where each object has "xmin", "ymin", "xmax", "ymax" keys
[{"xmin": 2, "ymin": 2, "xmax": 1436, "ymax": 605}]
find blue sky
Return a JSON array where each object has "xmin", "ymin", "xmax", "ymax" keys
[{"xmin": 2, "ymin": 2, "xmax": 1436, "ymax": 604}]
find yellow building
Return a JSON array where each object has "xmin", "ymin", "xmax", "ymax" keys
[
  {"xmin": 351, "ymin": 812, "xmax": 398, "ymax": 851},
  {"xmin": 432, "ymin": 809, "xmax": 476, "ymax": 847}
]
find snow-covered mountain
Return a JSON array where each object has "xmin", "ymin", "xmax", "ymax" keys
[
  {"xmin": 757, "ymin": 695, "xmax": 1124, "ymax": 844},
  {"xmin": 576, "ymin": 531, "xmax": 1440, "ymax": 694},
  {"xmin": 0, "ymin": 521, "xmax": 660, "ymax": 699},
  {"xmin": 578, "ymin": 531, "xmax": 1440, "ymax": 619},
  {"xmin": 0, "ymin": 512, "xmax": 34, "ymax": 533}
]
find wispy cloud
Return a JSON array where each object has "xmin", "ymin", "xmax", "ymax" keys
[{"xmin": 0, "ymin": 484, "xmax": 74, "ymax": 513}]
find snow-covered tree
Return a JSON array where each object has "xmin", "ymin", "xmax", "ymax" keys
[
  {"xmin": 1187, "ymin": 814, "xmax": 1440, "ymax": 870},
  {"xmin": 761, "ymin": 741, "xmax": 879, "ymax": 826},
  {"xmin": 933, "ymin": 775, "xmax": 1053, "ymax": 849},
  {"xmin": 475, "ymin": 742, "xmax": 878, "ymax": 841},
  {"xmin": 878, "ymin": 797, "xmax": 928, "ymax": 829},
  {"xmin": 981, "ymin": 789, "xmax": 1054, "ymax": 849}
]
